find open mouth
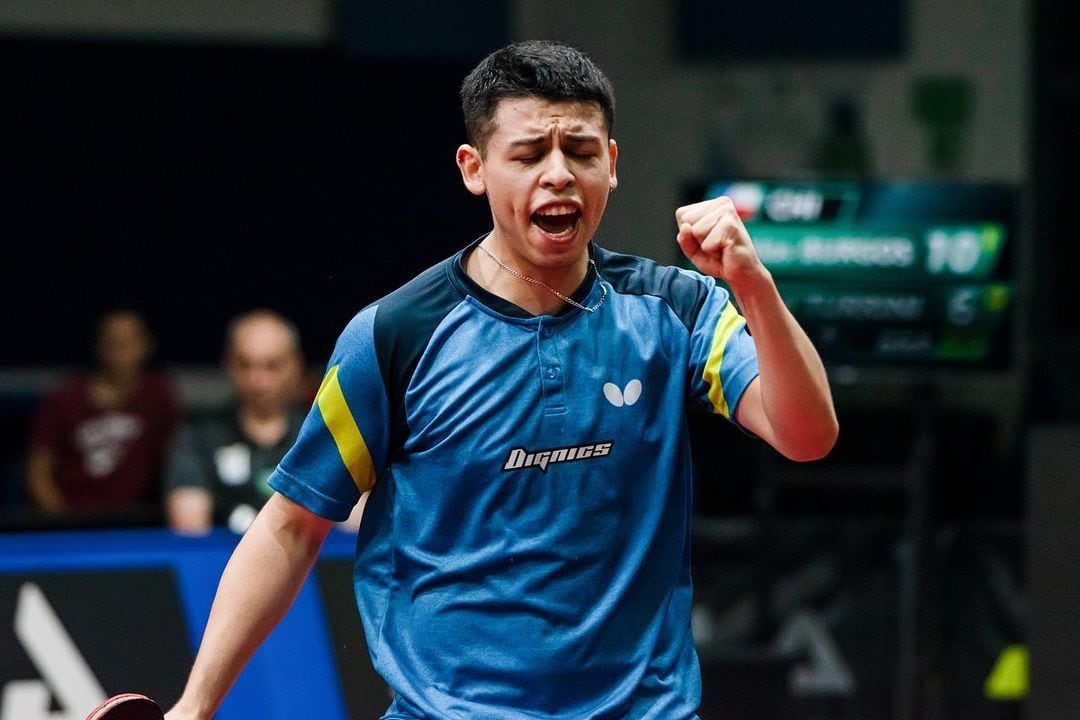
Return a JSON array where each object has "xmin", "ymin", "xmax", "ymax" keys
[{"xmin": 531, "ymin": 206, "xmax": 581, "ymax": 237}]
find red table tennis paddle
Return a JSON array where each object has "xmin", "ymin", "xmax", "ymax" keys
[{"xmin": 84, "ymin": 693, "xmax": 164, "ymax": 720}]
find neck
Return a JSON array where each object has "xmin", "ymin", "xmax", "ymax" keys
[
  {"xmin": 238, "ymin": 407, "xmax": 289, "ymax": 446},
  {"xmin": 90, "ymin": 371, "xmax": 140, "ymax": 408},
  {"xmin": 467, "ymin": 234, "xmax": 591, "ymax": 315}
]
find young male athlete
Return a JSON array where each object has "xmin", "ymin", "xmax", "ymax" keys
[{"xmin": 164, "ymin": 41, "xmax": 838, "ymax": 720}]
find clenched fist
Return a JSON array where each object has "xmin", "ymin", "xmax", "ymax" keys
[{"xmin": 675, "ymin": 196, "xmax": 769, "ymax": 293}]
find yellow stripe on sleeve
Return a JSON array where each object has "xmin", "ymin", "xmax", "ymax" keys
[
  {"xmin": 315, "ymin": 364, "xmax": 377, "ymax": 493},
  {"xmin": 702, "ymin": 302, "xmax": 745, "ymax": 418}
]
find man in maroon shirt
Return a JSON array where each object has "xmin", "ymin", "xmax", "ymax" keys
[{"xmin": 25, "ymin": 310, "xmax": 180, "ymax": 520}]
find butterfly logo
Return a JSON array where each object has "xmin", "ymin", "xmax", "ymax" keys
[{"xmin": 603, "ymin": 379, "xmax": 642, "ymax": 407}]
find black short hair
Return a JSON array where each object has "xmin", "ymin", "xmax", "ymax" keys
[{"xmin": 460, "ymin": 40, "xmax": 616, "ymax": 152}]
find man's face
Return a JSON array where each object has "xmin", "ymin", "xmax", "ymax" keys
[
  {"xmin": 459, "ymin": 97, "xmax": 618, "ymax": 274},
  {"xmin": 225, "ymin": 318, "xmax": 301, "ymax": 416},
  {"xmin": 96, "ymin": 313, "xmax": 151, "ymax": 378}
]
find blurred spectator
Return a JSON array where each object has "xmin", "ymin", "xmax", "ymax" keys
[
  {"xmin": 25, "ymin": 309, "xmax": 180, "ymax": 522},
  {"xmin": 164, "ymin": 309, "xmax": 306, "ymax": 535}
]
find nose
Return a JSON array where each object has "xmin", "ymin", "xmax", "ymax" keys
[{"xmin": 539, "ymin": 150, "xmax": 575, "ymax": 189}]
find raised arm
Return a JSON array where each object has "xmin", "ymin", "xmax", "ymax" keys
[
  {"xmin": 164, "ymin": 492, "xmax": 334, "ymax": 720},
  {"xmin": 677, "ymin": 196, "xmax": 838, "ymax": 461}
]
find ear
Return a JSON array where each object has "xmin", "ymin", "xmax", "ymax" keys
[
  {"xmin": 456, "ymin": 144, "xmax": 486, "ymax": 196},
  {"xmin": 608, "ymin": 139, "xmax": 619, "ymax": 191}
]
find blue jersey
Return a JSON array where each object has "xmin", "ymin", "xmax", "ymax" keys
[{"xmin": 269, "ymin": 240, "xmax": 759, "ymax": 719}]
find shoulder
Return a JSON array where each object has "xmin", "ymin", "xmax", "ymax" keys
[
  {"xmin": 333, "ymin": 253, "xmax": 466, "ymax": 382},
  {"xmin": 30, "ymin": 377, "xmax": 87, "ymax": 437},
  {"xmin": 372, "ymin": 255, "xmax": 465, "ymax": 339},
  {"xmin": 287, "ymin": 406, "xmax": 308, "ymax": 431},
  {"xmin": 139, "ymin": 370, "xmax": 180, "ymax": 403},
  {"xmin": 45, "ymin": 374, "xmax": 91, "ymax": 400},
  {"xmin": 593, "ymin": 244, "xmax": 722, "ymax": 331},
  {"xmin": 313, "ymin": 253, "xmax": 467, "ymax": 459},
  {"xmin": 36, "ymin": 375, "xmax": 91, "ymax": 416}
]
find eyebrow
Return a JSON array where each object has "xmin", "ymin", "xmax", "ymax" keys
[{"xmin": 508, "ymin": 133, "xmax": 603, "ymax": 147}]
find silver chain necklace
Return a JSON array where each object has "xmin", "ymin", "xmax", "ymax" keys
[{"xmin": 476, "ymin": 242, "xmax": 607, "ymax": 313}]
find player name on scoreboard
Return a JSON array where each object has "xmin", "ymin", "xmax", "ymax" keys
[
  {"xmin": 749, "ymin": 224, "xmax": 1005, "ymax": 281},
  {"xmin": 700, "ymin": 180, "xmax": 1016, "ymax": 366}
]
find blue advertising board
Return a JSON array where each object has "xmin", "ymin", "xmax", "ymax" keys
[{"xmin": 0, "ymin": 527, "xmax": 381, "ymax": 720}]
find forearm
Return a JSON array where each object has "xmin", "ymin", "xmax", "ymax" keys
[
  {"xmin": 167, "ymin": 494, "xmax": 333, "ymax": 720},
  {"xmin": 732, "ymin": 272, "xmax": 838, "ymax": 461},
  {"xmin": 26, "ymin": 448, "xmax": 65, "ymax": 513}
]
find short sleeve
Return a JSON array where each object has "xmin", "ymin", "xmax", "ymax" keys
[
  {"xmin": 268, "ymin": 306, "xmax": 392, "ymax": 522},
  {"xmin": 685, "ymin": 279, "xmax": 760, "ymax": 423}
]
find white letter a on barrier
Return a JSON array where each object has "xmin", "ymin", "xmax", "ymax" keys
[{"xmin": 1, "ymin": 582, "xmax": 106, "ymax": 720}]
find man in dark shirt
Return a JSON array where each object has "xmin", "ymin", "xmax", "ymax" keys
[{"xmin": 164, "ymin": 310, "xmax": 305, "ymax": 534}]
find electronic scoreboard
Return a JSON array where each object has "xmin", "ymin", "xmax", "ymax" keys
[{"xmin": 698, "ymin": 180, "xmax": 1016, "ymax": 367}]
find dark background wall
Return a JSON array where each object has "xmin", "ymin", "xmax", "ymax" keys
[{"xmin": 0, "ymin": 37, "xmax": 489, "ymax": 367}]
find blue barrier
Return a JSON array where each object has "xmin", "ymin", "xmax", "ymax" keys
[{"xmin": 0, "ymin": 527, "xmax": 367, "ymax": 720}]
